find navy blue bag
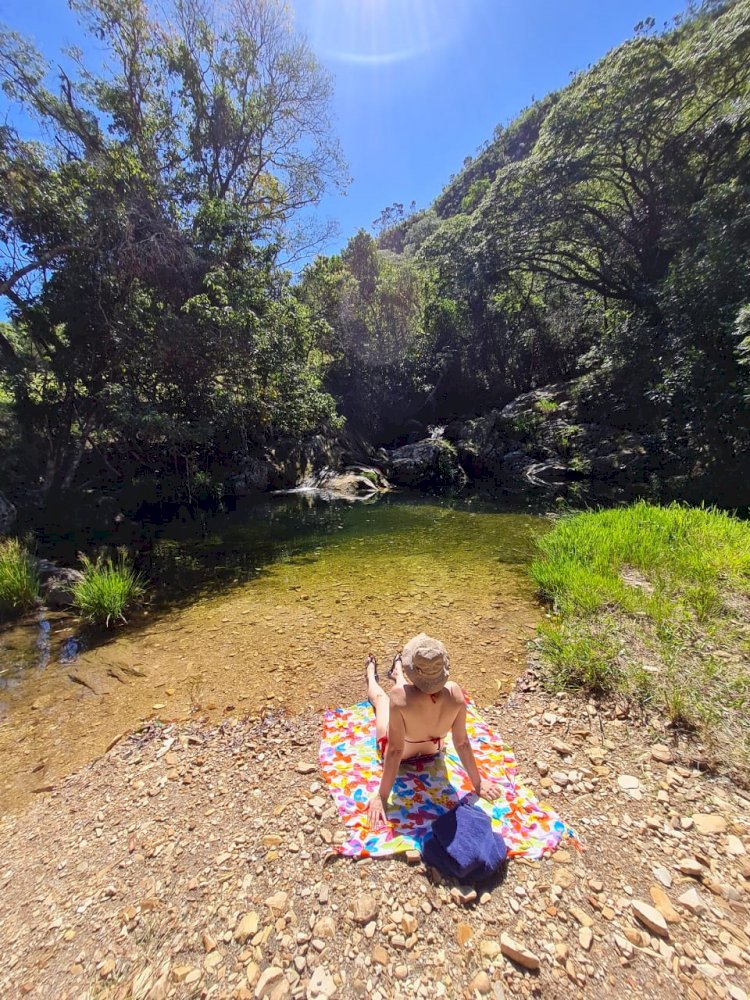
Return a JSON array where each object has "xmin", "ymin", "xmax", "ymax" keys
[{"xmin": 421, "ymin": 795, "xmax": 507, "ymax": 881}]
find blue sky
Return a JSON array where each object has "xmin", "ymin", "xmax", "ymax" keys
[{"xmin": 1, "ymin": 0, "xmax": 689, "ymax": 259}]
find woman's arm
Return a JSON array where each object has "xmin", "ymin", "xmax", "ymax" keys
[
  {"xmin": 451, "ymin": 693, "xmax": 501, "ymax": 801},
  {"xmin": 366, "ymin": 694, "xmax": 406, "ymax": 828}
]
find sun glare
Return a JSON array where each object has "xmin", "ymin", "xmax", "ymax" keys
[{"xmin": 304, "ymin": 0, "xmax": 468, "ymax": 67}]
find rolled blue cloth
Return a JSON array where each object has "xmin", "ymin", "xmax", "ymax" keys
[{"xmin": 421, "ymin": 795, "xmax": 507, "ymax": 881}]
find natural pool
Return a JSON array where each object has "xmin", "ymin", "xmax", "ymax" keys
[{"xmin": 0, "ymin": 492, "xmax": 550, "ymax": 812}]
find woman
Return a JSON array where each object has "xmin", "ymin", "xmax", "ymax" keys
[{"xmin": 365, "ymin": 632, "xmax": 502, "ymax": 828}]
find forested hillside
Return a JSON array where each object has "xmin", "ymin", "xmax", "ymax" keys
[
  {"xmin": 0, "ymin": 0, "xmax": 748, "ymax": 516},
  {"xmin": 300, "ymin": 0, "xmax": 750, "ymax": 503}
]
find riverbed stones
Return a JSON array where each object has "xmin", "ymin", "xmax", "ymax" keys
[
  {"xmin": 500, "ymin": 934, "xmax": 540, "ymax": 970},
  {"xmin": 726, "ymin": 835, "xmax": 746, "ymax": 856},
  {"xmin": 234, "ymin": 912, "xmax": 259, "ymax": 942},
  {"xmin": 352, "ymin": 894, "xmax": 378, "ymax": 925},
  {"xmin": 307, "ymin": 966, "xmax": 336, "ymax": 999},
  {"xmin": 678, "ymin": 887, "xmax": 706, "ymax": 915},
  {"xmin": 648, "ymin": 886, "xmax": 680, "ymax": 924},
  {"xmin": 469, "ymin": 971, "xmax": 492, "ymax": 994},
  {"xmin": 631, "ymin": 901, "xmax": 669, "ymax": 938},
  {"xmin": 255, "ymin": 966, "xmax": 285, "ymax": 998},
  {"xmin": 650, "ymin": 744, "xmax": 674, "ymax": 764},
  {"xmin": 692, "ymin": 813, "xmax": 727, "ymax": 835}
]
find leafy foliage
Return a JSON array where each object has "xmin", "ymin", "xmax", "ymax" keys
[{"xmin": 0, "ymin": 0, "xmax": 344, "ymax": 502}]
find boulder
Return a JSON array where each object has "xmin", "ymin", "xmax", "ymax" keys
[
  {"xmin": 386, "ymin": 439, "xmax": 466, "ymax": 492},
  {"xmin": 442, "ymin": 379, "xmax": 653, "ymax": 488},
  {"xmin": 41, "ymin": 567, "xmax": 85, "ymax": 609}
]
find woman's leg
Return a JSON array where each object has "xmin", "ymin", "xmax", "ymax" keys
[{"xmin": 366, "ymin": 655, "xmax": 390, "ymax": 743}]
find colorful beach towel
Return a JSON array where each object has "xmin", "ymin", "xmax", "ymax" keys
[{"xmin": 320, "ymin": 696, "xmax": 579, "ymax": 859}]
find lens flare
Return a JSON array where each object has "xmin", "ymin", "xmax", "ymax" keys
[{"xmin": 302, "ymin": 0, "xmax": 468, "ymax": 67}]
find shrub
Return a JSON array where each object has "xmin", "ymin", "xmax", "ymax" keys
[
  {"xmin": 0, "ymin": 538, "xmax": 39, "ymax": 618},
  {"xmin": 72, "ymin": 551, "xmax": 146, "ymax": 628}
]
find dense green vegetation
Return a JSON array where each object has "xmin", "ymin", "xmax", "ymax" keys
[
  {"xmin": 72, "ymin": 552, "xmax": 145, "ymax": 627},
  {"xmin": 301, "ymin": 0, "xmax": 750, "ymax": 502},
  {"xmin": 0, "ymin": 0, "xmax": 344, "ymax": 506},
  {"xmin": 0, "ymin": 0, "xmax": 748, "ymax": 515},
  {"xmin": 532, "ymin": 502, "xmax": 750, "ymax": 777},
  {"xmin": 0, "ymin": 537, "xmax": 39, "ymax": 618}
]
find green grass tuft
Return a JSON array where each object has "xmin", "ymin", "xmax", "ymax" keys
[
  {"xmin": 0, "ymin": 538, "xmax": 40, "ymax": 619},
  {"xmin": 72, "ymin": 552, "xmax": 146, "ymax": 628},
  {"xmin": 531, "ymin": 501, "xmax": 750, "ymax": 780}
]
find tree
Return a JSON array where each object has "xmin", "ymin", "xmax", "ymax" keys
[{"xmin": 0, "ymin": 0, "xmax": 345, "ymax": 498}]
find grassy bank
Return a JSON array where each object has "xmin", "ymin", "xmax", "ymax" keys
[
  {"xmin": 0, "ymin": 538, "xmax": 39, "ymax": 619},
  {"xmin": 531, "ymin": 502, "xmax": 750, "ymax": 779}
]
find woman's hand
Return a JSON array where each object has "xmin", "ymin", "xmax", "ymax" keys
[
  {"xmin": 366, "ymin": 793, "xmax": 388, "ymax": 829},
  {"xmin": 477, "ymin": 777, "xmax": 502, "ymax": 802}
]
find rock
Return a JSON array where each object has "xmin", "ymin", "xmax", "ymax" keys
[
  {"xmin": 385, "ymin": 439, "xmax": 466, "ymax": 492},
  {"xmin": 500, "ymin": 934, "xmax": 540, "ymax": 970},
  {"xmin": 631, "ymin": 901, "xmax": 669, "ymax": 938},
  {"xmin": 371, "ymin": 945, "xmax": 388, "ymax": 966},
  {"xmin": 469, "ymin": 971, "xmax": 492, "ymax": 994},
  {"xmin": 405, "ymin": 849, "xmax": 421, "ymax": 865},
  {"xmin": 727, "ymin": 835, "xmax": 746, "ymax": 856},
  {"xmin": 678, "ymin": 887, "xmax": 706, "ymax": 915},
  {"xmin": 296, "ymin": 762, "xmax": 317, "ymax": 774},
  {"xmin": 352, "ymin": 894, "xmax": 379, "ymax": 926},
  {"xmin": 457, "ymin": 923, "xmax": 473, "ymax": 947},
  {"xmin": 307, "ymin": 966, "xmax": 336, "ymax": 999},
  {"xmin": 617, "ymin": 774, "xmax": 640, "ymax": 791},
  {"xmin": 613, "ymin": 934, "xmax": 633, "ymax": 959},
  {"xmin": 265, "ymin": 891, "xmax": 289, "ymax": 913},
  {"xmin": 313, "ymin": 916, "xmax": 336, "ymax": 939},
  {"xmin": 579, "ymin": 927, "xmax": 593, "ymax": 950},
  {"xmin": 678, "ymin": 858, "xmax": 705, "ymax": 878},
  {"xmin": 394, "ymin": 966, "xmax": 408, "ymax": 982},
  {"xmin": 692, "ymin": 814, "xmax": 727, "ymax": 835},
  {"xmin": 651, "ymin": 744, "xmax": 674, "ymax": 764},
  {"xmin": 652, "ymin": 866, "xmax": 673, "ymax": 888},
  {"xmin": 42, "ymin": 567, "xmax": 85, "ymax": 609},
  {"xmin": 552, "ymin": 739, "xmax": 574, "ymax": 755},
  {"xmin": 255, "ymin": 967, "xmax": 284, "ymax": 999},
  {"xmin": 480, "ymin": 939, "xmax": 502, "ymax": 959},
  {"xmin": 451, "ymin": 885, "xmax": 478, "ymax": 906},
  {"xmin": 570, "ymin": 906, "xmax": 593, "ymax": 928},
  {"xmin": 234, "ymin": 912, "xmax": 260, "ymax": 942},
  {"xmin": 553, "ymin": 868, "xmax": 574, "ymax": 889},
  {"xmin": 649, "ymin": 886, "xmax": 681, "ymax": 924}
]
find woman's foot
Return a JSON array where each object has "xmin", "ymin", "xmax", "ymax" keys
[
  {"xmin": 365, "ymin": 653, "xmax": 379, "ymax": 683},
  {"xmin": 387, "ymin": 652, "xmax": 402, "ymax": 681}
]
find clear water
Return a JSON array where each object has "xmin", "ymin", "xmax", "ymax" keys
[{"xmin": 0, "ymin": 492, "xmax": 550, "ymax": 811}]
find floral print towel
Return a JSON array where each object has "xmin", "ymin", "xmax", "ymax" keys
[{"xmin": 320, "ymin": 696, "xmax": 579, "ymax": 859}]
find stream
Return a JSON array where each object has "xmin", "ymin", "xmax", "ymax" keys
[{"xmin": 0, "ymin": 492, "xmax": 550, "ymax": 813}]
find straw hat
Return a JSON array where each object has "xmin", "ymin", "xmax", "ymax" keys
[{"xmin": 401, "ymin": 633, "xmax": 450, "ymax": 694}]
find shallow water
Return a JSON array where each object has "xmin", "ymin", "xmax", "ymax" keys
[{"xmin": 0, "ymin": 493, "xmax": 549, "ymax": 812}]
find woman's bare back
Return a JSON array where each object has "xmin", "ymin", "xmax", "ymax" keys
[{"xmin": 389, "ymin": 680, "xmax": 464, "ymax": 759}]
